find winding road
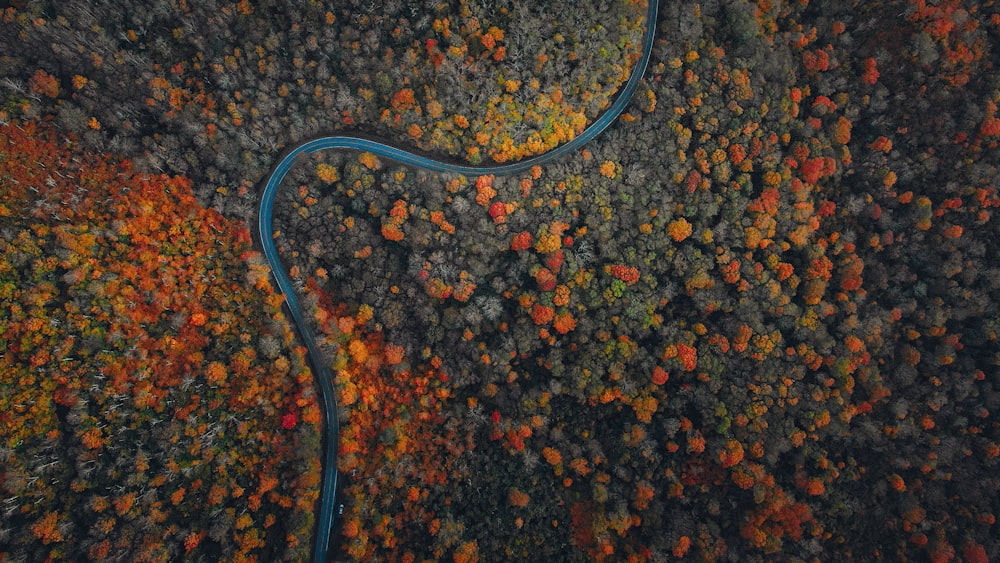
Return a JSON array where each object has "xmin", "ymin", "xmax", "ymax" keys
[{"xmin": 258, "ymin": 1, "xmax": 659, "ymax": 560}]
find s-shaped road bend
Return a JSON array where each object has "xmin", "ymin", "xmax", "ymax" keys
[{"xmin": 257, "ymin": 1, "xmax": 659, "ymax": 560}]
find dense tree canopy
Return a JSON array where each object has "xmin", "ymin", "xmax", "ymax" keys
[
  {"xmin": 1, "ymin": 0, "xmax": 998, "ymax": 561},
  {"xmin": 0, "ymin": 122, "xmax": 320, "ymax": 560}
]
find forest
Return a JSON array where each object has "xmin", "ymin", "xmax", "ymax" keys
[{"xmin": 1, "ymin": 0, "xmax": 998, "ymax": 561}]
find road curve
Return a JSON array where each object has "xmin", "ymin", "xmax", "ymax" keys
[{"xmin": 258, "ymin": 1, "xmax": 659, "ymax": 560}]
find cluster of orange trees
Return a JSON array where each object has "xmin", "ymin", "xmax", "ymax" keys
[{"xmin": 0, "ymin": 122, "xmax": 321, "ymax": 561}]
